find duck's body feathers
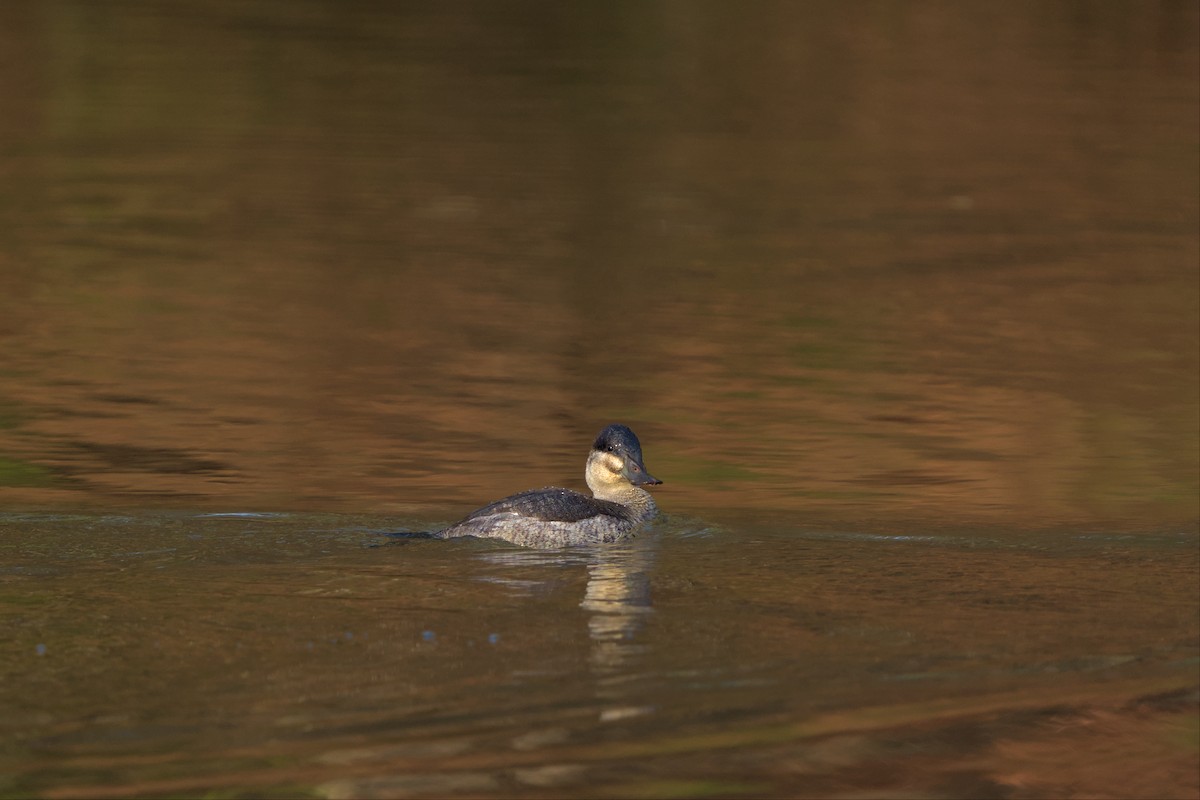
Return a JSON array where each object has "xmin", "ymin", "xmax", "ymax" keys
[
  {"xmin": 433, "ymin": 424, "xmax": 662, "ymax": 549},
  {"xmin": 454, "ymin": 487, "xmax": 634, "ymax": 525}
]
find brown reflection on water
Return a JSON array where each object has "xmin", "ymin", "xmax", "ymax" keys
[
  {"xmin": 2, "ymin": 7, "xmax": 1196, "ymax": 798},
  {"xmin": 0, "ymin": 1, "xmax": 1196, "ymax": 528}
]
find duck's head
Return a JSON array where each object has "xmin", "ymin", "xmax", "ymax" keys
[{"xmin": 585, "ymin": 423, "xmax": 661, "ymax": 497}]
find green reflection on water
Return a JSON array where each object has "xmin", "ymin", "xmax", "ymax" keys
[
  {"xmin": 608, "ymin": 779, "xmax": 769, "ymax": 799},
  {"xmin": 657, "ymin": 457, "xmax": 761, "ymax": 485},
  {"xmin": 0, "ymin": 456, "xmax": 54, "ymax": 487}
]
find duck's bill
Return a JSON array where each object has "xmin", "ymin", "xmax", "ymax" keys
[{"xmin": 625, "ymin": 461, "xmax": 662, "ymax": 486}]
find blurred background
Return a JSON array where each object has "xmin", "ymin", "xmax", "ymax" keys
[
  {"xmin": 0, "ymin": 0, "xmax": 1196, "ymax": 529},
  {"xmin": 2, "ymin": 5, "xmax": 1198, "ymax": 799}
]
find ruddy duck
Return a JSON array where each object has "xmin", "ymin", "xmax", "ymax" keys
[{"xmin": 435, "ymin": 423, "xmax": 662, "ymax": 548}]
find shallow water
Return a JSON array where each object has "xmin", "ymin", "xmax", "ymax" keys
[
  {"xmin": 1, "ymin": 1, "xmax": 1198, "ymax": 798},
  {"xmin": 3, "ymin": 511, "xmax": 1197, "ymax": 798}
]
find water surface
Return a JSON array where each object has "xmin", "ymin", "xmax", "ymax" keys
[
  {"xmin": 4, "ymin": 511, "xmax": 1197, "ymax": 798},
  {"xmin": 0, "ymin": 2, "xmax": 1197, "ymax": 797}
]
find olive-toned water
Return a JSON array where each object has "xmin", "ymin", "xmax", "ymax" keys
[{"xmin": 1, "ymin": 2, "xmax": 1197, "ymax": 798}]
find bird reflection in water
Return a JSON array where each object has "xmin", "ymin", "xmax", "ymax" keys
[
  {"xmin": 476, "ymin": 533, "xmax": 660, "ymax": 721},
  {"xmin": 580, "ymin": 537, "xmax": 658, "ymax": 721}
]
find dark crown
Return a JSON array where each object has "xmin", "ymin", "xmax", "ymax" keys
[{"xmin": 593, "ymin": 423, "xmax": 641, "ymax": 457}]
